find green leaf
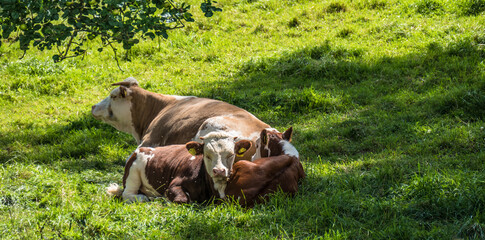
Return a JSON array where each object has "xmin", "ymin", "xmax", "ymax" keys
[{"xmin": 52, "ymin": 54, "xmax": 60, "ymax": 62}]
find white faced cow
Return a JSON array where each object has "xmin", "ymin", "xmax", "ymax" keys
[{"xmin": 185, "ymin": 131, "xmax": 252, "ymax": 198}]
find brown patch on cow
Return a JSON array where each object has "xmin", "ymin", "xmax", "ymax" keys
[
  {"xmin": 119, "ymin": 84, "xmax": 269, "ymax": 151},
  {"xmin": 141, "ymin": 145, "xmax": 216, "ymax": 203},
  {"xmin": 260, "ymin": 129, "xmax": 284, "ymax": 157}
]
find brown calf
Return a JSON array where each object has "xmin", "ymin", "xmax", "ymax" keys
[{"xmin": 225, "ymin": 127, "xmax": 305, "ymax": 207}]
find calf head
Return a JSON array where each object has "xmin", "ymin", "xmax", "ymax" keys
[
  {"xmin": 91, "ymin": 77, "xmax": 139, "ymax": 141},
  {"xmin": 186, "ymin": 133, "xmax": 252, "ymax": 197},
  {"xmin": 260, "ymin": 127, "xmax": 293, "ymax": 157}
]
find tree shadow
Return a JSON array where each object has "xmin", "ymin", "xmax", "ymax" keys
[
  {"xmin": 0, "ymin": 113, "xmax": 136, "ymax": 172},
  {"xmin": 180, "ymin": 37, "xmax": 485, "ymax": 162}
]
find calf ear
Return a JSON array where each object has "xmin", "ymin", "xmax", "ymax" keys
[
  {"xmin": 186, "ymin": 141, "xmax": 204, "ymax": 155},
  {"xmin": 282, "ymin": 127, "xmax": 293, "ymax": 142},
  {"xmin": 235, "ymin": 140, "xmax": 252, "ymax": 157}
]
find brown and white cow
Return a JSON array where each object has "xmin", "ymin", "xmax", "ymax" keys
[
  {"xmin": 224, "ymin": 127, "xmax": 306, "ymax": 207},
  {"xmin": 91, "ymin": 77, "xmax": 269, "ymax": 156},
  {"xmin": 107, "ymin": 139, "xmax": 252, "ymax": 203},
  {"xmin": 92, "ymin": 77, "xmax": 270, "ymax": 186}
]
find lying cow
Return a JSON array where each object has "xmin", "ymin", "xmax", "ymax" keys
[
  {"xmin": 224, "ymin": 127, "xmax": 305, "ymax": 207},
  {"xmin": 107, "ymin": 136, "xmax": 252, "ymax": 203},
  {"xmin": 91, "ymin": 77, "xmax": 269, "ymax": 163}
]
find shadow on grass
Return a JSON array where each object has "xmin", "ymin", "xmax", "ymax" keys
[
  {"xmin": 181, "ymin": 37, "xmax": 485, "ymax": 162},
  {"xmin": 173, "ymin": 37, "xmax": 485, "ymax": 238},
  {"xmin": 0, "ymin": 113, "xmax": 135, "ymax": 171}
]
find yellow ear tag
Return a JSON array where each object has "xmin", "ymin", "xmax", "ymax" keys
[
  {"xmin": 188, "ymin": 148, "xmax": 197, "ymax": 156},
  {"xmin": 236, "ymin": 148, "xmax": 247, "ymax": 157}
]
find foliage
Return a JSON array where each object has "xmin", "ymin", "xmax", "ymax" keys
[{"xmin": 0, "ymin": 0, "xmax": 221, "ymax": 66}]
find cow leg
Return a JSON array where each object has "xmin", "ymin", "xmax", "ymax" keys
[
  {"xmin": 166, "ymin": 181, "xmax": 189, "ymax": 204},
  {"xmin": 122, "ymin": 167, "xmax": 149, "ymax": 203}
]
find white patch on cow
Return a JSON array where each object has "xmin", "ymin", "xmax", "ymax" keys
[
  {"xmin": 122, "ymin": 148, "xmax": 162, "ymax": 203},
  {"xmin": 172, "ymin": 95, "xmax": 196, "ymax": 101},
  {"xmin": 252, "ymin": 128, "xmax": 279, "ymax": 161},
  {"xmin": 92, "ymin": 87, "xmax": 140, "ymax": 143},
  {"xmin": 189, "ymin": 156, "xmax": 196, "ymax": 161},
  {"xmin": 280, "ymin": 140, "xmax": 299, "ymax": 158},
  {"xmin": 265, "ymin": 127, "xmax": 279, "ymax": 132},
  {"xmin": 197, "ymin": 131, "xmax": 238, "ymax": 196},
  {"xmin": 252, "ymin": 137, "xmax": 262, "ymax": 161},
  {"xmin": 194, "ymin": 116, "xmax": 230, "ymax": 141}
]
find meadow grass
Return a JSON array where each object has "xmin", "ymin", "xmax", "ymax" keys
[{"xmin": 1, "ymin": 0, "xmax": 485, "ymax": 239}]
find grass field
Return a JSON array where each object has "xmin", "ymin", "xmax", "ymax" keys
[{"xmin": 1, "ymin": 0, "xmax": 485, "ymax": 238}]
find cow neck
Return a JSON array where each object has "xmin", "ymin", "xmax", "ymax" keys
[
  {"xmin": 130, "ymin": 87, "xmax": 175, "ymax": 142},
  {"xmin": 201, "ymin": 161, "xmax": 219, "ymax": 198}
]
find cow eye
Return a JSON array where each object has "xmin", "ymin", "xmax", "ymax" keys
[{"xmin": 110, "ymin": 95, "xmax": 116, "ymax": 99}]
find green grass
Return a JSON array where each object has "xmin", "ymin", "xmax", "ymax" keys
[{"xmin": 1, "ymin": 0, "xmax": 485, "ymax": 238}]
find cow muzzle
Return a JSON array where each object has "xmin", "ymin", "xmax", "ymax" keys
[
  {"xmin": 91, "ymin": 106, "xmax": 102, "ymax": 120},
  {"xmin": 212, "ymin": 167, "xmax": 228, "ymax": 178}
]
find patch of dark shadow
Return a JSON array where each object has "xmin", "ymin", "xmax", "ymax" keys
[
  {"xmin": 339, "ymin": 120, "xmax": 369, "ymax": 141},
  {"xmin": 363, "ymin": 0, "xmax": 387, "ymax": 10},
  {"xmin": 394, "ymin": 173, "xmax": 485, "ymax": 221},
  {"xmin": 288, "ymin": 17, "xmax": 300, "ymax": 28},
  {"xmin": 180, "ymin": 216, "xmax": 226, "ymax": 240},
  {"xmin": 429, "ymin": 87, "xmax": 485, "ymax": 122},
  {"xmin": 187, "ymin": 38, "xmax": 482, "ymax": 158},
  {"xmin": 0, "ymin": 113, "xmax": 134, "ymax": 166},
  {"xmin": 413, "ymin": 0, "xmax": 444, "ymax": 15},
  {"xmin": 0, "ymin": 195, "xmax": 15, "ymax": 206},
  {"xmin": 445, "ymin": 38, "xmax": 485, "ymax": 58},
  {"xmin": 458, "ymin": 0, "xmax": 485, "ymax": 16},
  {"xmin": 237, "ymin": 43, "xmax": 368, "ymax": 85},
  {"xmin": 457, "ymin": 222, "xmax": 485, "ymax": 240},
  {"xmin": 60, "ymin": 157, "xmax": 115, "ymax": 173},
  {"xmin": 337, "ymin": 28, "xmax": 353, "ymax": 38},
  {"xmin": 326, "ymin": 2, "xmax": 347, "ymax": 13},
  {"xmin": 198, "ymin": 85, "xmax": 350, "ymax": 118}
]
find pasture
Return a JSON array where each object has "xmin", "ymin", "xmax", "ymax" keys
[{"xmin": 1, "ymin": 0, "xmax": 485, "ymax": 238}]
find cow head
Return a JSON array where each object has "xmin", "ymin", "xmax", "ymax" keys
[
  {"xmin": 186, "ymin": 133, "xmax": 252, "ymax": 197},
  {"xmin": 91, "ymin": 77, "xmax": 139, "ymax": 141},
  {"xmin": 260, "ymin": 127, "xmax": 293, "ymax": 157}
]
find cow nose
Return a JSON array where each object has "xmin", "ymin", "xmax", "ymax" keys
[{"xmin": 212, "ymin": 168, "xmax": 226, "ymax": 177}]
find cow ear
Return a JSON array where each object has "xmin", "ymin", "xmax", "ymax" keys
[
  {"xmin": 119, "ymin": 86, "xmax": 128, "ymax": 98},
  {"xmin": 260, "ymin": 129, "xmax": 268, "ymax": 145},
  {"xmin": 235, "ymin": 140, "xmax": 252, "ymax": 157},
  {"xmin": 282, "ymin": 127, "xmax": 293, "ymax": 142},
  {"xmin": 186, "ymin": 141, "xmax": 204, "ymax": 156}
]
